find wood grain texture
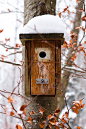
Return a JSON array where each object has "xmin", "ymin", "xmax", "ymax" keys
[
  {"xmin": 55, "ymin": 40, "xmax": 61, "ymax": 96},
  {"xmin": 31, "ymin": 40, "xmax": 55, "ymax": 95},
  {"xmin": 25, "ymin": 41, "xmax": 31, "ymax": 96}
]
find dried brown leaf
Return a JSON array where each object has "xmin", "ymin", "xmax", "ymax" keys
[
  {"xmin": 16, "ymin": 124, "xmax": 22, "ymax": 129},
  {"xmin": 8, "ymin": 95, "xmax": 14, "ymax": 103},
  {"xmin": 27, "ymin": 117, "xmax": 32, "ymax": 124},
  {"xmin": 39, "ymin": 107, "xmax": 45, "ymax": 116}
]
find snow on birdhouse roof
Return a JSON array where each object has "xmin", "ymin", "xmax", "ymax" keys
[{"xmin": 21, "ymin": 15, "xmax": 66, "ymax": 36}]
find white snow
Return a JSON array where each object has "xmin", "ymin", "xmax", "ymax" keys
[
  {"xmin": 64, "ymin": 66, "xmax": 84, "ymax": 72},
  {"xmin": 65, "ymin": 92, "xmax": 75, "ymax": 100},
  {"xmin": 20, "ymin": 14, "xmax": 67, "ymax": 39},
  {"xmin": 59, "ymin": 107, "xmax": 77, "ymax": 119}
]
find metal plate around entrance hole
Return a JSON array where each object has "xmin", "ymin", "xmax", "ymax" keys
[
  {"xmin": 36, "ymin": 79, "xmax": 49, "ymax": 84},
  {"xmin": 35, "ymin": 48, "xmax": 51, "ymax": 62}
]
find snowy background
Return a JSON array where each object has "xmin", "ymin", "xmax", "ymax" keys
[
  {"xmin": 0, "ymin": 0, "xmax": 86, "ymax": 128},
  {"xmin": 0, "ymin": 0, "xmax": 23, "ymax": 128}
]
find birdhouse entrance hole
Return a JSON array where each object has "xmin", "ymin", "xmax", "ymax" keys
[{"xmin": 39, "ymin": 51, "xmax": 46, "ymax": 58}]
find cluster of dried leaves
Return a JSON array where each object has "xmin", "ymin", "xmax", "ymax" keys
[
  {"xmin": 58, "ymin": 0, "xmax": 85, "ymax": 21},
  {"xmin": 3, "ymin": 95, "xmax": 85, "ymax": 129},
  {"xmin": 57, "ymin": 1, "xmax": 85, "ymax": 65},
  {"xmin": 62, "ymin": 29, "xmax": 86, "ymax": 62}
]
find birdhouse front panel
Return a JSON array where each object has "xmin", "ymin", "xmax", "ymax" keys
[{"xmin": 31, "ymin": 40, "xmax": 55, "ymax": 95}]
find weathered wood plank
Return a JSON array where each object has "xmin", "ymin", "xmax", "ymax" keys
[{"xmin": 31, "ymin": 40, "xmax": 55, "ymax": 95}]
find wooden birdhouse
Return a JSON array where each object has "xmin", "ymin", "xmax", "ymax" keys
[{"xmin": 20, "ymin": 33, "xmax": 64, "ymax": 96}]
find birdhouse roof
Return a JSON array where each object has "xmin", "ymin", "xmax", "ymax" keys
[{"xmin": 20, "ymin": 14, "xmax": 66, "ymax": 35}]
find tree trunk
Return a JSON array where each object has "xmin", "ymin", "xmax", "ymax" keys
[
  {"xmin": 24, "ymin": 0, "xmax": 56, "ymax": 25},
  {"xmin": 23, "ymin": 0, "xmax": 56, "ymax": 129}
]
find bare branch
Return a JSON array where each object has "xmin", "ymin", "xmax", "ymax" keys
[
  {"xmin": 0, "ymin": 11, "xmax": 23, "ymax": 14},
  {"xmin": 7, "ymin": 51, "xmax": 22, "ymax": 56},
  {"xmin": 0, "ymin": 43, "xmax": 20, "ymax": 49},
  {"xmin": 0, "ymin": 60, "xmax": 21, "ymax": 66}
]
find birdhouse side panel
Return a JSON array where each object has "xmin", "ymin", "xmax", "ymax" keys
[
  {"xmin": 31, "ymin": 40, "xmax": 55, "ymax": 95},
  {"xmin": 25, "ymin": 41, "xmax": 31, "ymax": 96}
]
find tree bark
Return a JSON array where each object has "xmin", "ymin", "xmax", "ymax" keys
[{"xmin": 24, "ymin": 0, "xmax": 56, "ymax": 25}]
